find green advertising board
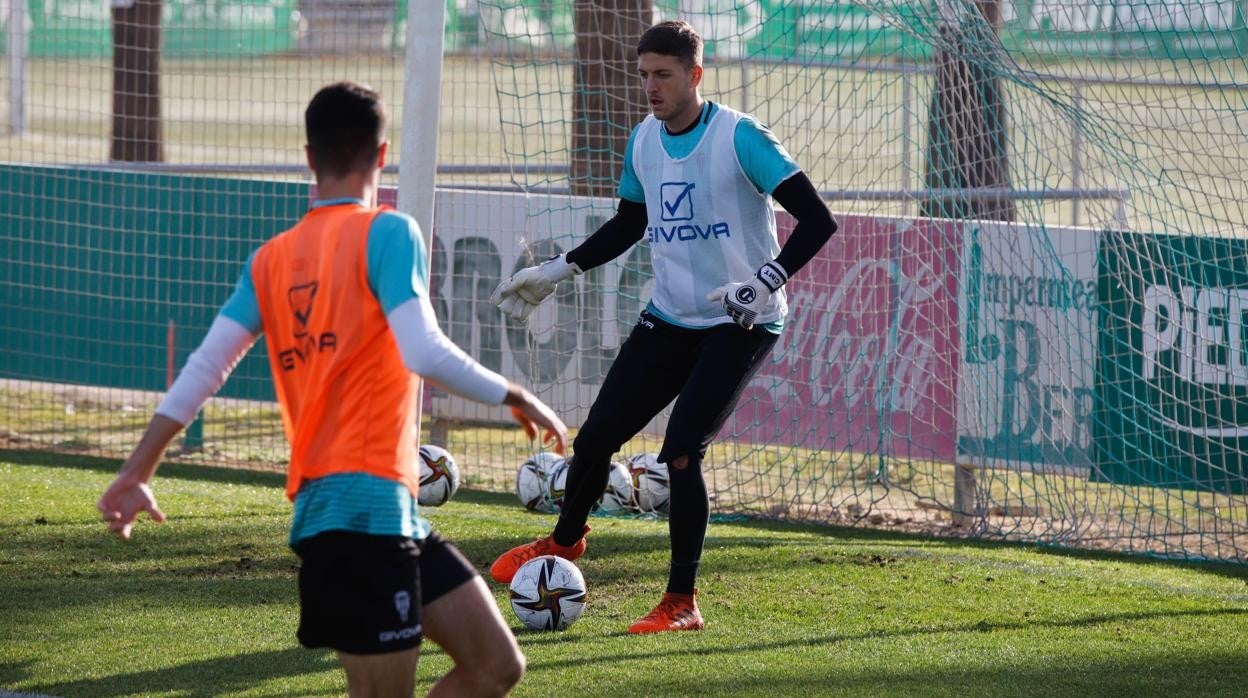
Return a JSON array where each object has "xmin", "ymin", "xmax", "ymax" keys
[
  {"xmin": 1, "ymin": 0, "xmax": 297, "ymax": 58},
  {"xmin": 6, "ymin": 1, "xmax": 1244, "ymax": 60},
  {"xmin": 1097, "ymin": 231, "xmax": 1248, "ymax": 494},
  {"xmin": 0, "ymin": 164, "xmax": 306, "ymax": 400},
  {"xmin": 1002, "ymin": 0, "xmax": 1248, "ymax": 59}
]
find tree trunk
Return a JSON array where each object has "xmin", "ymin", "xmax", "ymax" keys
[
  {"xmin": 571, "ymin": 0, "xmax": 652, "ymax": 198},
  {"xmin": 921, "ymin": 1, "xmax": 1013, "ymax": 221},
  {"xmin": 111, "ymin": 0, "xmax": 163, "ymax": 163}
]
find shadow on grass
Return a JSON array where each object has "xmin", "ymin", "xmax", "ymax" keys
[
  {"xmin": 22, "ymin": 648, "xmax": 340, "ymax": 698},
  {"xmin": 519, "ymin": 606, "xmax": 1248, "ymax": 662}
]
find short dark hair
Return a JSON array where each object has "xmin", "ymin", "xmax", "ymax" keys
[
  {"xmin": 304, "ymin": 81, "xmax": 388, "ymax": 178},
  {"xmin": 637, "ymin": 20, "xmax": 703, "ymax": 69}
]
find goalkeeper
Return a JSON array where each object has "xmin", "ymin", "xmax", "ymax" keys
[{"xmin": 488, "ymin": 20, "xmax": 836, "ymax": 634}]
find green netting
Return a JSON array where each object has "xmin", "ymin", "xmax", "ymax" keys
[
  {"xmin": 473, "ymin": 0, "xmax": 1248, "ymax": 562},
  {"xmin": 1, "ymin": 0, "xmax": 1246, "ymax": 563}
]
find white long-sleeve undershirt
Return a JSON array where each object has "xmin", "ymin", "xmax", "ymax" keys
[{"xmin": 155, "ymin": 294, "xmax": 509, "ymax": 425}]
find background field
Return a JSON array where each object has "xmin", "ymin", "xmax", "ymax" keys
[
  {"xmin": 2, "ymin": 451, "xmax": 1248, "ymax": 697},
  {"xmin": 2, "ymin": 54, "xmax": 1245, "ymax": 231}
]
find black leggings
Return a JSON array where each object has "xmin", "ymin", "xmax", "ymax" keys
[{"xmin": 553, "ymin": 311, "xmax": 778, "ymax": 593}]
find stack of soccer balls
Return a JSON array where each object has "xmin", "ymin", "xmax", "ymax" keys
[{"xmin": 514, "ymin": 451, "xmax": 670, "ymax": 516}]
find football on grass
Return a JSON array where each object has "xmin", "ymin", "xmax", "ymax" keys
[
  {"xmin": 509, "ymin": 555, "xmax": 587, "ymax": 631},
  {"xmin": 627, "ymin": 452, "xmax": 671, "ymax": 514},
  {"xmin": 515, "ymin": 452, "xmax": 564, "ymax": 513},
  {"xmin": 417, "ymin": 444, "xmax": 460, "ymax": 507}
]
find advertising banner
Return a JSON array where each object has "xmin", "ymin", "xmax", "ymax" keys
[
  {"xmin": 957, "ymin": 222, "xmax": 1098, "ymax": 470},
  {"xmin": 1002, "ymin": 0, "xmax": 1248, "ymax": 59},
  {"xmin": 429, "ymin": 191, "xmax": 960, "ymax": 459},
  {"xmin": 1097, "ymin": 231, "xmax": 1248, "ymax": 493},
  {"xmin": 1, "ymin": 0, "xmax": 297, "ymax": 57},
  {"xmin": 732, "ymin": 214, "xmax": 960, "ymax": 461}
]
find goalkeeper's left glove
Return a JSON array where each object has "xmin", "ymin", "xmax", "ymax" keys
[{"xmin": 706, "ymin": 261, "xmax": 788, "ymax": 330}]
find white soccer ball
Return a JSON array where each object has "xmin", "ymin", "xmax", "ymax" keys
[
  {"xmin": 515, "ymin": 452, "xmax": 563, "ymax": 513},
  {"xmin": 547, "ymin": 458, "xmax": 570, "ymax": 513},
  {"xmin": 417, "ymin": 444, "xmax": 460, "ymax": 507},
  {"xmin": 509, "ymin": 555, "xmax": 587, "ymax": 631},
  {"xmin": 627, "ymin": 453, "xmax": 671, "ymax": 514},
  {"xmin": 596, "ymin": 461, "xmax": 635, "ymax": 514}
]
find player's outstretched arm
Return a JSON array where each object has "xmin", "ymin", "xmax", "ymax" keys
[
  {"xmin": 386, "ymin": 296, "xmax": 568, "ymax": 453},
  {"xmin": 502, "ymin": 383, "xmax": 569, "ymax": 456},
  {"xmin": 98, "ymin": 414, "xmax": 180, "ymax": 539},
  {"xmin": 98, "ymin": 315, "xmax": 258, "ymax": 540}
]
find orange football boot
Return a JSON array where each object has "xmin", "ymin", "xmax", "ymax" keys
[
  {"xmin": 489, "ymin": 525, "xmax": 589, "ymax": 584},
  {"xmin": 628, "ymin": 589, "xmax": 705, "ymax": 634}
]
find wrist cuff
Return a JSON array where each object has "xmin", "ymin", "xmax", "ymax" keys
[
  {"xmin": 755, "ymin": 261, "xmax": 788, "ymax": 293},
  {"xmin": 544, "ymin": 254, "xmax": 582, "ymax": 282}
]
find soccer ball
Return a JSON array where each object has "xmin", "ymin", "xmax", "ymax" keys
[
  {"xmin": 595, "ymin": 461, "xmax": 635, "ymax": 514},
  {"xmin": 546, "ymin": 458, "xmax": 571, "ymax": 513},
  {"xmin": 516, "ymin": 452, "xmax": 564, "ymax": 513},
  {"xmin": 627, "ymin": 453, "xmax": 671, "ymax": 514},
  {"xmin": 417, "ymin": 444, "xmax": 460, "ymax": 507},
  {"xmin": 508, "ymin": 555, "xmax": 587, "ymax": 631}
]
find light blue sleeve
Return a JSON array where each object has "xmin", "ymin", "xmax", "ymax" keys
[
  {"xmin": 367, "ymin": 210, "xmax": 430, "ymax": 316},
  {"xmin": 616, "ymin": 125, "xmax": 646, "ymax": 204},
  {"xmin": 734, "ymin": 116, "xmax": 801, "ymax": 195},
  {"xmin": 218, "ymin": 250, "xmax": 263, "ymax": 335}
]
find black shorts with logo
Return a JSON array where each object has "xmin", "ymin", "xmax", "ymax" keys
[{"xmin": 293, "ymin": 530, "xmax": 477, "ymax": 655}]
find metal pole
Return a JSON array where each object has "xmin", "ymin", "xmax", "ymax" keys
[
  {"xmin": 901, "ymin": 69, "xmax": 913, "ymax": 217},
  {"xmin": 400, "ymin": 0, "xmax": 447, "ymax": 446},
  {"xmin": 1071, "ymin": 82, "xmax": 1084, "ymax": 227},
  {"xmin": 399, "ymin": 0, "xmax": 445, "ymax": 242},
  {"xmin": 8, "ymin": 0, "xmax": 27, "ymax": 135}
]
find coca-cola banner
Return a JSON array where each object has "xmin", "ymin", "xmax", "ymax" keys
[{"xmin": 727, "ymin": 214, "xmax": 961, "ymax": 462}]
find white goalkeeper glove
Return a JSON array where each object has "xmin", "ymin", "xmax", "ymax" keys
[
  {"xmin": 706, "ymin": 261, "xmax": 788, "ymax": 330},
  {"xmin": 490, "ymin": 253, "xmax": 583, "ymax": 321}
]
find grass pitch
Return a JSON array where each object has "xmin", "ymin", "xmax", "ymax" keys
[{"xmin": 2, "ymin": 450, "xmax": 1247, "ymax": 697}]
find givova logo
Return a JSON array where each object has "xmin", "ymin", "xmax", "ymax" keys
[
  {"xmin": 648, "ymin": 181, "xmax": 732, "ymax": 244},
  {"xmin": 279, "ymin": 281, "xmax": 337, "ymax": 371},
  {"xmin": 660, "ymin": 181, "xmax": 695, "ymax": 221}
]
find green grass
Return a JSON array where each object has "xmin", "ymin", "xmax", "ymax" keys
[{"xmin": 2, "ymin": 451, "xmax": 1247, "ymax": 697}]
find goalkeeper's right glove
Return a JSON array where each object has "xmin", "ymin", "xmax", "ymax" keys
[{"xmin": 490, "ymin": 253, "xmax": 582, "ymax": 321}]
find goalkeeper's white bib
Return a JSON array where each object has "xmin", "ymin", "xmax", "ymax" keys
[{"xmin": 632, "ymin": 105, "xmax": 786, "ymax": 328}]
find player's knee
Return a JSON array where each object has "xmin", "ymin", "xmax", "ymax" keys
[
  {"xmin": 477, "ymin": 647, "xmax": 525, "ymax": 695},
  {"xmin": 661, "ymin": 450, "xmax": 702, "ymax": 472}
]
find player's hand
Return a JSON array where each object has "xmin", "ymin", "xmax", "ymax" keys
[
  {"xmin": 97, "ymin": 477, "xmax": 166, "ymax": 540},
  {"xmin": 707, "ymin": 261, "xmax": 788, "ymax": 330},
  {"xmin": 503, "ymin": 385, "xmax": 569, "ymax": 455},
  {"xmin": 497, "ymin": 294, "xmax": 541, "ymax": 322},
  {"xmin": 490, "ymin": 254, "xmax": 582, "ymax": 319}
]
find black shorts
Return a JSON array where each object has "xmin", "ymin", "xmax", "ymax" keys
[{"xmin": 293, "ymin": 530, "xmax": 478, "ymax": 655}]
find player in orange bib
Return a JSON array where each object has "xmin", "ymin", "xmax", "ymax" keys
[{"xmin": 97, "ymin": 81, "xmax": 567, "ymax": 697}]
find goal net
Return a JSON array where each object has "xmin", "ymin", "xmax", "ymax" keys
[{"xmin": 2, "ymin": 0, "xmax": 1246, "ymax": 562}]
